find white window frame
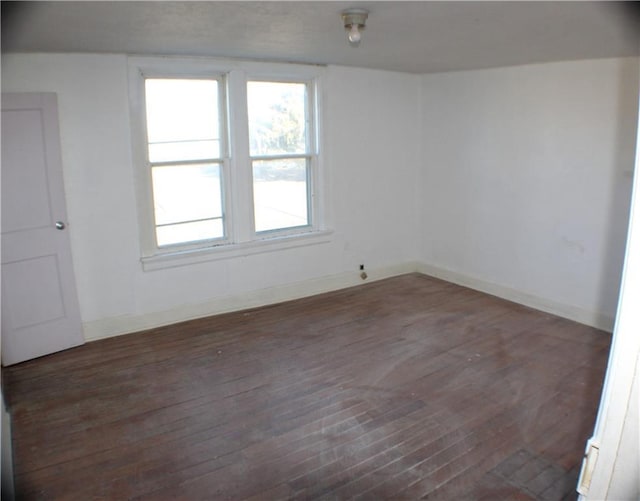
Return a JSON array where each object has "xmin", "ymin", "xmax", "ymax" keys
[
  {"xmin": 128, "ymin": 56, "xmax": 331, "ymax": 271},
  {"xmin": 247, "ymin": 76, "xmax": 317, "ymax": 237},
  {"xmin": 145, "ymin": 75, "xmax": 229, "ymax": 249}
]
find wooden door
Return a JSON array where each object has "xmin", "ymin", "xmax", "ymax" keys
[{"xmin": 1, "ymin": 93, "xmax": 84, "ymax": 366}]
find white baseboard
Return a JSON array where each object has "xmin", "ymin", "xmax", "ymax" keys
[
  {"xmin": 83, "ymin": 260, "xmax": 614, "ymax": 342},
  {"xmin": 82, "ymin": 261, "xmax": 419, "ymax": 342},
  {"xmin": 416, "ymin": 262, "xmax": 615, "ymax": 332}
]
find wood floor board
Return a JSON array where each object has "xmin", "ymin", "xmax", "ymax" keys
[
  {"xmin": 388, "ymin": 390, "xmax": 571, "ymax": 499},
  {"xmin": 3, "ymin": 273, "xmax": 610, "ymax": 500},
  {"xmin": 13, "ymin": 376, "xmax": 357, "ymax": 483},
  {"xmin": 289, "ymin": 393, "xmax": 513, "ymax": 498},
  {"xmin": 135, "ymin": 399, "xmax": 430, "ymax": 500},
  {"xmin": 187, "ymin": 392, "xmax": 492, "ymax": 499}
]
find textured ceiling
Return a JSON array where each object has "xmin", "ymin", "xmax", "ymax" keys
[{"xmin": 2, "ymin": 1, "xmax": 639, "ymax": 74}]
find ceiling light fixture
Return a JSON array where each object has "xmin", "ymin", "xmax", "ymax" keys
[{"xmin": 341, "ymin": 8, "xmax": 369, "ymax": 46}]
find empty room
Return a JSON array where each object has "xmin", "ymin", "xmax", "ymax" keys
[{"xmin": 1, "ymin": 2, "xmax": 639, "ymax": 500}]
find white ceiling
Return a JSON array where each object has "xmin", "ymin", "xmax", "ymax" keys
[{"xmin": 2, "ymin": 1, "xmax": 639, "ymax": 74}]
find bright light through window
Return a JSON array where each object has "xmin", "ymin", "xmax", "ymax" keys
[
  {"xmin": 131, "ymin": 58, "xmax": 323, "ymax": 260},
  {"xmin": 248, "ymin": 81, "xmax": 311, "ymax": 233},
  {"xmin": 144, "ymin": 78, "xmax": 224, "ymax": 246},
  {"xmin": 248, "ymin": 81, "xmax": 307, "ymax": 156},
  {"xmin": 253, "ymin": 159, "xmax": 308, "ymax": 232},
  {"xmin": 145, "ymin": 79, "xmax": 221, "ymax": 162}
]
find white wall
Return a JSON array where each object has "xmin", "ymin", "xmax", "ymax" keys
[
  {"xmin": 419, "ymin": 57, "xmax": 639, "ymax": 330},
  {"xmin": 2, "ymin": 53, "xmax": 637, "ymax": 341},
  {"xmin": 3, "ymin": 51, "xmax": 638, "ymax": 501},
  {"xmin": 1, "ymin": 53, "xmax": 421, "ymax": 340}
]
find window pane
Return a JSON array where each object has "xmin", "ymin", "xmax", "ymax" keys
[
  {"xmin": 253, "ymin": 158, "xmax": 309, "ymax": 232},
  {"xmin": 247, "ymin": 81, "xmax": 307, "ymax": 156},
  {"xmin": 152, "ymin": 163, "xmax": 223, "ymax": 229},
  {"xmin": 156, "ymin": 219, "xmax": 223, "ymax": 247},
  {"xmin": 149, "ymin": 140, "xmax": 221, "ymax": 163},
  {"xmin": 145, "ymin": 79, "xmax": 221, "ymax": 162}
]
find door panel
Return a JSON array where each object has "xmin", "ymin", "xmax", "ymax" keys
[
  {"xmin": 1, "ymin": 93, "xmax": 84, "ymax": 366},
  {"xmin": 1, "ymin": 109, "xmax": 53, "ymax": 233},
  {"xmin": 3, "ymin": 256, "xmax": 66, "ymax": 328}
]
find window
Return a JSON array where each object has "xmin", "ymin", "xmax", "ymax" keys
[
  {"xmin": 248, "ymin": 81, "xmax": 310, "ymax": 233},
  {"xmin": 145, "ymin": 79, "xmax": 225, "ymax": 246},
  {"xmin": 128, "ymin": 57, "xmax": 327, "ymax": 268}
]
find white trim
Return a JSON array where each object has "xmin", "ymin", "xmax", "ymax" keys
[
  {"xmin": 246, "ymin": 76, "xmax": 320, "ymax": 237},
  {"xmin": 416, "ymin": 262, "xmax": 615, "ymax": 332},
  {"xmin": 1, "ymin": 392, "xmax": 15, "ymax": 499},
  {"xmin": 141, "ymin": 229, "xmax": 333, "ymax": 271},
  {"xmin": 83, "ymin": 260, "xmax": 417, "ymax": 341},
  {"xmin": 227, "ymin": 68, "xmax": 253, "ymax": 242},
  {"xmin": 127, "ymin": 63, "xmax": 157, "ymax": 257},
  {"xmin": 128, "ymin": 55, "xmax": 325, "ymax": 79},
  {"xmin": 127, "ymin": 55, "xmax": 328, "ymax": 261},
  {"xmin": 83, "ymin": 259, "xmax": 616, "ymax": 342},
  {"xmin": 579, "ymin": 70, "xmax": 640, "ymax": 499}
]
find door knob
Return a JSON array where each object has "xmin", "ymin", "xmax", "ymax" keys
[{"xmin": 55, "ymin": 221, "xmax": 66, "ymax": 230}]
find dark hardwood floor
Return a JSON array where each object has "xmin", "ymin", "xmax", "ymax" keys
[{"xmin": 2, "ymin": 273, "xmax": 611, "ymax": 500}]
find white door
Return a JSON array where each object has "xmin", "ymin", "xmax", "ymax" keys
[
  {"xmin": 1, "ymin": 93, "xmax": 84, "ymax": 366},
  {"xmin": 577, "ymin": 74, "xmax": 640, "ymax": 500}
]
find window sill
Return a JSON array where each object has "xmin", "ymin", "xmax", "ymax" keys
[{"xmin": 140, "ymin": 229, "xmax": 333, "ymax": 272}]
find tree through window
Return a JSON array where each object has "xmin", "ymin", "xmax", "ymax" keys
[{"xmin": 247, "ymin": 81, "xmax": 311, "ymax": 233}]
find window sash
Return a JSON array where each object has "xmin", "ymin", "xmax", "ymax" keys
[
  {"xmin": 252, "ymin": 156, "xmax": 313, "ymax": 234},
  {"xmin": 144, "ymin": 77, "xmax": 226, "ymax": 163},
  {"xmin": 246, "ymin": 79, "xmax": 316, "ymax": 236},
  {"xmin": 150, "ymin": 161, "xmax": 226, "ymax": 247},
  {"xmin": 143, "ymin": 76, "xmax": 229, "ymax": 248},
  {"xmin": 128, "ymin": 57, "xmax": 324, "ymax": 261},
  {"xmin": 247, "ymin": 80, "xmax": 311, "ymax": 157}
]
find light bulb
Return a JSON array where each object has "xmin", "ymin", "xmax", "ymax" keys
[{"xmin": 348, "ymin": 24, "xmax": 361, "ymax": 43}]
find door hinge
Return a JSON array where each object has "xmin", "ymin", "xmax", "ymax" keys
[{"xmin": 577, "ymin": 439, "xmax": 600, "ymax": 496}]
